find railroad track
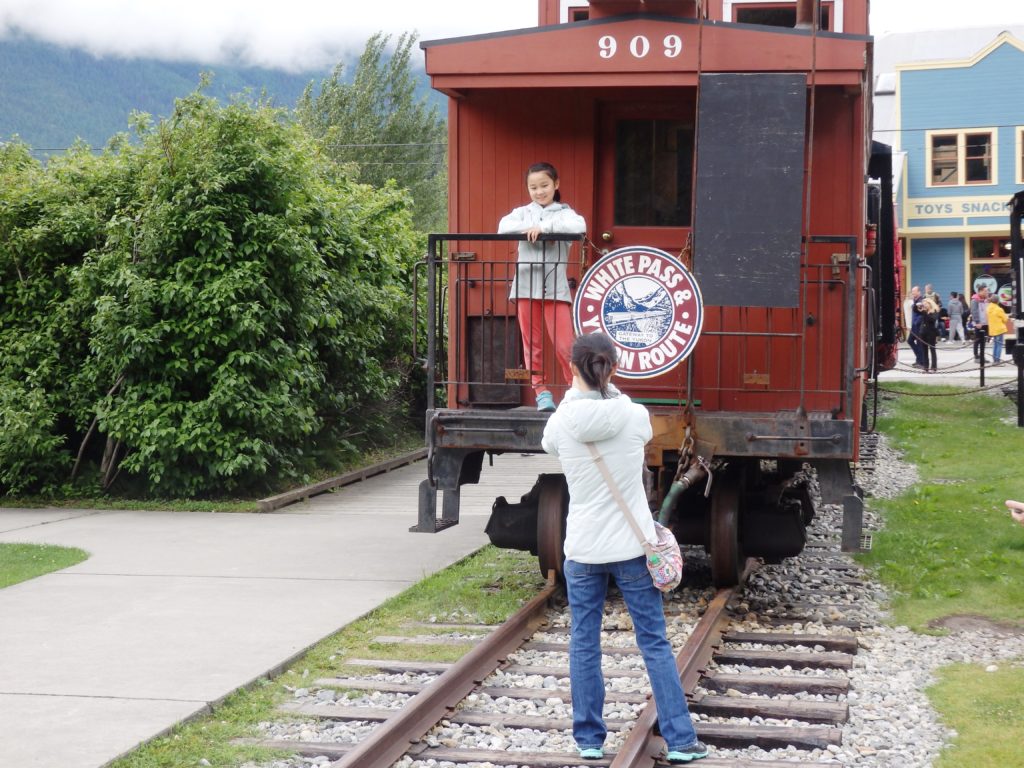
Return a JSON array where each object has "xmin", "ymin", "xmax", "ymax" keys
[
  {"xmin": 247, "ymin": 540, "xmax": 872, "ymax": 768},
  {"xmin": 854, "ymin": 431, "xmax": 881, "ymax": 481}
]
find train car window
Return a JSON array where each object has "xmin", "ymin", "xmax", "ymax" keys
[
  {"xmin": 734, "ymin": 4, "xmax": 831, "ymax": 30},
  {"xmin": 614, "ymin": 120, "xmax": 694, "ymax": 227},
  {"xmin": 569, "ymin": 8, "xmax": 589, "ymax": 21}
]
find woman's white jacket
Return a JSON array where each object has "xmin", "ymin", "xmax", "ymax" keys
[{"xmin": 541, "ymin": 386, "xmax": 656, "ymax": 564}]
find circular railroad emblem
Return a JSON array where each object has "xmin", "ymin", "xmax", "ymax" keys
[{"xmin": 573, "ymin": 246, "xmax": 704, "ymax": 379}]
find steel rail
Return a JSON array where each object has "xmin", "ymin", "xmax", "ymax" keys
[
  {"xmin": 332, "ymin": 573, "xmax": 559, "ymax": 768},
  {"xmin": 611, "ymin": 561, "xmax": 754, "ymax": 768}
]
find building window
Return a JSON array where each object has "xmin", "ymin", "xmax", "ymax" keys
[
  {"xmin": 727, "ymin": 1, "xmax": 839, "ymax": 31},
  {"xmin": 969, "ymin": 237, "xmax": 1014, "ymax": 304},
  {"xmin": 970, "ymin": 237, "xmax": 1010, "ymax": 261},
  {"xmin": 1017, "ymin": 127, "xmax": 1024, "ymax": 184},
  {"xmin": 964, "ymin": 133, "xmax": 993, "ymax": 183},
  {"xmin": 931, "ymin": 134, "xmax": 958, "ymax": 185},
  {"xmin": 927, "ymin": 129, "xmax": 997, "ymax": 187}
]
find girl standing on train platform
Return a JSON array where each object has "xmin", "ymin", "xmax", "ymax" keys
[
  {"xmin": 498, "ymin": 162, "xmax": 586, "ymax": 412},
  {"xmin": 541, "ymin": 332, "xmax": 710, "ymax": 765}
]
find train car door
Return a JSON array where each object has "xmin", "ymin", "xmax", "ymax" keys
[{"xmin": 595, "ymin": 100, "xmax": 696, "ymax": 257}]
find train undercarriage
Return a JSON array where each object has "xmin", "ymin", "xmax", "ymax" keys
[{"xmin": 414, "ymin": 405, "xmax": 865, "ymax": 586}]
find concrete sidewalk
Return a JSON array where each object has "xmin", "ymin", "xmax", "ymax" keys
[
  {"xmin": 0, "ymin": 452, "xmax": 561, "ymax": 768},
  {"xmin": 880, "ymin": 338, "xmax": 1020, "ymax": 384}
]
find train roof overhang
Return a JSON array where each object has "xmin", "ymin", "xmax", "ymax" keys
[{"xmin": 422, "ymin": 15, "xmax": 869, "ymax": 97}]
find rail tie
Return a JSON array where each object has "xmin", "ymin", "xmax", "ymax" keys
[
  {"xmin": 252, "ymin": 551, "xmax": 865, "ymax": 766},
  {"xmin": 328, "ymin": 573, "xmax": 558, "ymax": 768}
]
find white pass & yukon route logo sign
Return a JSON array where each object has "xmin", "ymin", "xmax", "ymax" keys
[{"xmin": 573, "ymin": 246, "xmax": 704, "ymax": 379}]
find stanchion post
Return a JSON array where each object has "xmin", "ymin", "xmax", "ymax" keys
[
  {"xmin": 1009, "ymin": 190, "xmax": 1023, "ymax": 426},
  {"xmin": 978, "ymin": 333, "xmax": 985, "ymax": 388}
]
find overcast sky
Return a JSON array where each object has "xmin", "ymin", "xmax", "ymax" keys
[{"xmin": 2, "ymin": 0, "xmax": 1024, "ymax": 71}]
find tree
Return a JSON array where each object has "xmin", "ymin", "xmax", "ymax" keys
[
  {"xmin": 0, "ymin": 91, "xmax": 421, "ymax": 497},
  {"xmin": 297, "ymin": 32, "xmax": 447, "ymax": 233}
]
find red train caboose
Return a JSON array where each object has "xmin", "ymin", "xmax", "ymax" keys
[{"xmin": 413, "ymin": 0, "xmax": 897, "ymax": 585}]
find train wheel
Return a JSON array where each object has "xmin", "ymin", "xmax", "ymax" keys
[
  {"xmin": 710, "ymin": 464, "xmax": 745, "ymax": 586},
  {"xmin": 536, "ymin": 474, "xmax": 569, "ymax": 580}
]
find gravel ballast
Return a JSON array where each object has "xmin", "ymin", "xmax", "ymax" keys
[{"xmin": 243, "ymin": 433, "xmax": 1024, "ymax": 768}]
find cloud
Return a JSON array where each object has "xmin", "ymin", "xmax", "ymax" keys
[
  {"xmin": 869, "ymin": 0, "xmax": 1024, "ymax": 36},
  {"xmin": 14, "ymin": 1, "xmax": 1020, "ymax": 72},
  {"xmin": 0, "ymin": 0, "xmax": 534, "ymax": 71}
]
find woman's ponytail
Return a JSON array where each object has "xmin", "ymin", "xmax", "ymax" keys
[{"xmin": 571, "ymin": 332, "xmax": 618, "ymax": 398}]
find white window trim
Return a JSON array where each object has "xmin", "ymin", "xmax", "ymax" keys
[
  {"xmin": 1017, "ymin": 126, "xmax": 1024, "ymax": 185},
  {"xmin": 723, "ymin": 0, "xmax": 844, "ymax": 32},
  {"xmin": 924, "ymin": 127, "xmax": 999, "ymax": 189},
  {"xmin": 560, "ymin": 0, "xmax": 589, "ymax": 23}
]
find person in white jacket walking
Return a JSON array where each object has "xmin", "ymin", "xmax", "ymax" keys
[
  {"xmin": 499, "ymin": 162, "xmax": 586, "ymax": 412},
  {"xmin": 541, "ymin": 332, "xmax": 708, "ymax": 764}
]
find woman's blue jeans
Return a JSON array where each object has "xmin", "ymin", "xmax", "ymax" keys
[
  {"xmin": 563, "ymin": 556, "xmax": 699, "ymax": 752},
  {"xmin": 991, "ymin": 334, "xmax": 1004, "ymax": 361}
]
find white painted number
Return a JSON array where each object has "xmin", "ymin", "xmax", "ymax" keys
[
  {"xmin": 598, "ymin": 34, "xmax": 684, "ymax": 60},
  {"xmin": 629, "ymin": 35, "xmax": 650, "ymax": 58}
]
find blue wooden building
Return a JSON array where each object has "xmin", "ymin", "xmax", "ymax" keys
[{"xmin": 878, "ymin": 30, "xmax": 1024, "ymax": 306}]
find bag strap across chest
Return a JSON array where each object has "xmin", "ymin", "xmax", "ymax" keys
[{"xmin": 586, "ymin": 442, "xmax": 652, "ymax": 552}]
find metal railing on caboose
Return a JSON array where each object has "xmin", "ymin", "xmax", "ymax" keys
[
  {"xmin": 416, "ymin": 233, "xmax": 864, "ymax": 428},
  {"xmin": 416, "ymin": 233, "xmax": 587, "ymax": 413}
]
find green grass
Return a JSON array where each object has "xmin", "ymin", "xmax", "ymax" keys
[
  {"xmin": 0, "ymin": 497, "xmax": 261, "ymax": 513},
  {"xmin": 0, "ymin": 425, "xmax": 425, "ymax": 513},
  {"xmin": 0, "ymin": 542, "xmax": 89, "ymax": 588},
  {"xmin": 929, "ymin": 663, "xmax": 1024, "ymax": 768},
  {"xmin": 858, "ymin": 383, "xmax": 1024, "ymax": 631},
  {"xmin": 106, "ymin": 546, "xmax": 544, "ymax": 768},
  {"xmin": 861, "ymin": 383, "xmax": 1024, "ymax": 765}
]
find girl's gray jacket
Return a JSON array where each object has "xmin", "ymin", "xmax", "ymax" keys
[
  {"xmin": 541, "ymin": 385, "xmax": 656, "ymax": 564},
  {"xmin": 498, "ymin": 201, "xmax": 586, "ymax": 302}
]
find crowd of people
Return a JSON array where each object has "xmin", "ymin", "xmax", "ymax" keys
[{"xmin": 903, "ymin": 283, "xmax": 1017, "ymax": 369}]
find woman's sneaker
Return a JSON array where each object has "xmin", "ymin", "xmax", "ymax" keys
[
  {"xmin": 666, "ymin": 741, "xmax": 709, "ymax": 763},
  {"xmin": 578, "ymin": 747, "xmax": 604, "ymax": 760},
  {"xmin": 536, "ymin": 391, "xmax": 556, "ymax": 412}
]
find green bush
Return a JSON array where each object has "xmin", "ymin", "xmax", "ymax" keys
[
  {"xmin": 0, "ymin": 381, "xmax": 68, "ymax": 495},
  {"xmin": 0, "ymin": 91, "xmax": 421, "ymax": 497}
]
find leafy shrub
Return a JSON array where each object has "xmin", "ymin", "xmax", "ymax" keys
[
  {"xmin": 0, "ymin": 92, "xmax": 420, "ymax": 497},
  {"xmin": 0, "ymin": 382, "xmax": 69, "ymax": 495}
]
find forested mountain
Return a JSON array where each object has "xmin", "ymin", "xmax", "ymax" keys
[{"xmin": 0, "ymin": 36, "xmax": 378, "ymax": 152}]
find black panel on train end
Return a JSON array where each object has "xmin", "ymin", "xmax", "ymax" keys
[{"xmin": 693, "ymin": 73, "xmax": 807, "ymax": 308}]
